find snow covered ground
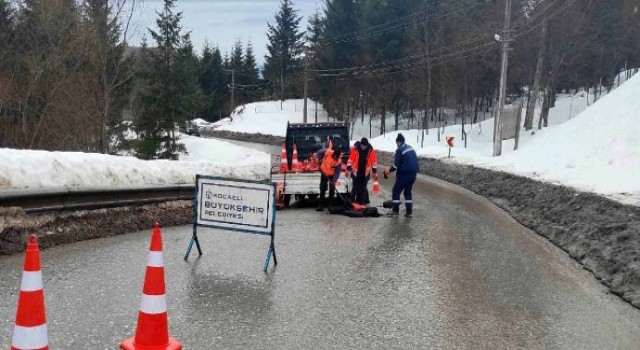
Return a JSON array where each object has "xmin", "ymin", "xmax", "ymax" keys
[
  {"xmin": 0, "ymin": 135, "xmax": 270, "ymax": 190},
  {"xmin": 210, "ymin": 99, "xmax": 331, "ymax": 136},
  {"xmin": 372, "ymin": 73, "xmax": 640, "ymax": 206}
]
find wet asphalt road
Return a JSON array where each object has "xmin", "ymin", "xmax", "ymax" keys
[{"xmin": 1, "ymin": 142, "xmax": 640, "ymax": 349}]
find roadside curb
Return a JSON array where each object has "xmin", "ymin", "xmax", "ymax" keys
[{"xmin": 0, "ymin": 201, "xmax": 193, "ymax": 255}]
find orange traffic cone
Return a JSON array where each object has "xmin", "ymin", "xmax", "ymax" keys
[
  {"xmin": 121, "ymin": 224, "xmax": 182, "ymax": 350},
  {"xmin": 291, "ymin": 144, "xmax": 302, "ymax": 172},
  {"xmin": 279, "ymin": 142, "xmax": 289, "ymax": 173},
  {"xmin": 11, "ymin": 234, "xmax": 48, "ymax": 350}
]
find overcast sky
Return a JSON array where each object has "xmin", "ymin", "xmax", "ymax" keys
[{"xmin": 130, "ymin": 0, "xmax": 322, "ymax": 66}]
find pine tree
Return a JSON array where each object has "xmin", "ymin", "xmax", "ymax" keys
[
  {"xmin": 321, "ymin": 0, "xmax": 361, "ymax": 119},
  {"xmin": 230, "ymin": 39, "xmax": 244, "ymax": 72},
  {"xmin": 263, "ymin": 0, "xmax": 305, "ymax": 100},
  {"xmin": 211, "ymin": 46, "xmax": 230, "ymax": 119},
  {"xmin": 241, "ymin": 41, "xmax": 260, "ymax": 104},
  {"xmin": 223, "ymin": 51, "xmax": 230, "ymax": 70},
  {"xmin": 243, "ymin": 41, "xmax": 259, "ymax": 86},
  {"xmin": 199, "ymin": 43, "xmax": 229, "ymax": 121},
  {"xmin": 175, "ymin": 36, "xmax": 205, "ymax": 121},
  {"xmin": 323, "ymin": 0, "xmax": 360, "ymax": 69},
  {"xmin": 132, "ymin": 38, "xmax": 163, "ymax": 159},
  {"xmin": 0, "ymin": 0, "xmax": 14, "ymax": 51},
  {"xmin": 135, "ymin": 0, "xmax": 203, "ymax": 159},
  {"xmin": 228, "ymin": 39, "xmax": 244, "ymax": 105}
]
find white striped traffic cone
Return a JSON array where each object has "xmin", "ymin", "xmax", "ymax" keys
[
  {"xmin": 11, "ymin": 234, "xmax": 48, "ymax": 350},
  {"xmin": 291, "ymin": 144, "xmax": 302, "ymax": 172},
  {"xmin": 279, "ymin": 142, "xmax": 289, "ymax": 173},
  {"xmin": 120, "ymin": 224, "xmax": 182, "ymax": 350}
]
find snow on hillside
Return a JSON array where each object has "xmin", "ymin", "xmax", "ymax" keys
[
  {"xmin": 372, "ymin": 73, "xmax": 640, "ymax": 206},
  {"xmin": 207, "ymin": 91, "xmax": 594, "ymax": 141},
  {"xmin": 0, "ymin": 136, "xmax": 270, "ymax": 190},
  {"xmin": 213, "ymin": 99, "xmax": 330, "ymax": 136}
]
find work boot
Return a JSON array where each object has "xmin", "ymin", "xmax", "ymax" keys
[
  {"xmin": 316, "ymin": 199, "xmax": 325, "ymax": 211},
  {"xmin": 405, "ymin": 212, "xmax": 413, "ymax": 218},
  {"xmin": 387, "ymin": 210, "xmax": 399, "ymax": 217}
]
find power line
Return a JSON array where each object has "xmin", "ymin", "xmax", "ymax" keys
[
  {"xmin": 320, "ymin": 0, "xmax": 488, "ymax": 47},
  {"xmin": 308, "ymin": 0, "xmax": 578, "ymax": 78}
]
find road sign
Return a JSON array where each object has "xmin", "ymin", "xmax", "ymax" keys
[
  {"xmin": 446, "ymin": 136, "xmax": 455, "ymax": 158},
  {"xmin": 196, "ymin": 177, "xmax": 275, "ymax": 234},
  {"xmin": 185, "ymin": 175, "xmax": 277, "ymax": 271},
  {"xmin": 446, "ymin": 136, "xmax": 455, "ymax": 148}
]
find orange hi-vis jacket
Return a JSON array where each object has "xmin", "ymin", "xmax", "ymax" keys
[
  {"xmin": 320, "ymin": 149, "xmax": 342, "ymax": 177},
  {"xmin": 347, "ymin": 146, "xmax": 378, "ymax": 176}
]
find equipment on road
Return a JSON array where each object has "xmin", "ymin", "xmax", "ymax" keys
[
  {"xmin": 121, "ymin": 224, "xmax": 182, "ymax": 350},
  {"xmin": 326, "ymin": 179, "xmax": 381, "ymax": 218},
  {"xmin": 372, "ymin": 175, "xmax": 380, "ymax": 195},
  {"xmin": 11, "ymin": 234, "xmax": 49, "ymax": 350},
  {"xmin": 272, "ymin": 122, "xmax": 352, "ymax": 208}
]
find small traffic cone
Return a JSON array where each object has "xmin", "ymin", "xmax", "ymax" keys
[
  {"xmin": 291, "ymin": 144, "xmax": 302, "ymax": 172},
  {"xmin": 121, "ymin": 224, "xmax": 182, "ymax": 350},
  {"xmin": 11, "ymin": 234, "xmax": 48, "ymax": 350},
  {"xmin": 372, "ymin": 180, "xmax": 380, "ymax": 194},
  {"xmin": 279, "ymin": 142, "xmax": 289, "ymax": 173}
]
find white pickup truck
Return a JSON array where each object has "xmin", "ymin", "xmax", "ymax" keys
[{"xmin": 271, "ymin": 122, "xmax": 352, "ymax": 208}]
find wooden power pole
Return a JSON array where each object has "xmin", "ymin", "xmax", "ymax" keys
[
  {"xmin": 494, "ymin": 0, "xmax": 512, "ymax": 157},
  {"xmin": 303, "ymin": 53, "xmax": 309, "ymax": 123}
]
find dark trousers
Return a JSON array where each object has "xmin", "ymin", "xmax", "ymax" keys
[
  {"xmin": 319, "ymin": 173, "xmax": 335, "ymax": 206},
  {"xmin": 351, "ymin": 175, "xmax": 370, "ymax": 204},
  {"xmin": 392, "ymin": 174, "xmax": 416, "ymax": 214}
]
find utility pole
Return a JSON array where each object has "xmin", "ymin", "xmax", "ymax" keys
[
  {"xmin": 231, "ymin": 69, "xmax": 235, "ymax": 113},
  {"xmin": 280, "ymin": 56, "xmax": 284, "ymax": 111},
  {"xmin": 303, "ymin": 53, "xmax": 309, "ymax": 123},
  {"xmin": 224, "ymin": 69, "xmax": 236, "ymax": 118},
  {"xmin": 494, "ymin": 0, "xmax": 512, "ymax": 157}
]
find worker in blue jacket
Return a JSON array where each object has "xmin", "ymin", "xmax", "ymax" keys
[{"xmin": 384, "ymin": 133, "xmax": 419, "ymax": 217}]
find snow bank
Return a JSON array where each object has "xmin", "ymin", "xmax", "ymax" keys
[
  {"xmin": 372, "ymin": 74, "xmax": 640, "ymax": 206},
  {"xmin": 0, "ymin": 136, "xmax": 270, "ymax": 190},
  {"xmin": 213, "ymin": 99, "xmax": 330, "ymax": 136}
]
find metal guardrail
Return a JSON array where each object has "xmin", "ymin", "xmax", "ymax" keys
[{"xmin": 0, "ymin": 185, "xmax": 195, "ymax": 214}]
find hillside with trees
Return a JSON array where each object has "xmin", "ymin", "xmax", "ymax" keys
[{"xmin": 0, "ymin": 0, "xmax": 637, "ymax": 159}]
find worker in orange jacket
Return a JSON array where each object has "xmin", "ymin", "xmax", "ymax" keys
[
  {"xmin": 347, "ymin": 138, "xmax": 378, "ymax": 205},
  {"xmin": 316, "ymin": 147, "xmax": 343, "ymax": 211}
]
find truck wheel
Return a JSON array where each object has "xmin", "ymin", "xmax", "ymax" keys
[{"xmin": 283, "ymin": 194, "xmax": 292, "ymax": 207}]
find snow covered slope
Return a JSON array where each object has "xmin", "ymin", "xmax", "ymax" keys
[
  {"xmin": 212, "ymin": 99, "xmax": 330, "ymax": 136},
  {"xmin": 372, "ymin": 73, "xmax": 640, "ymax": 206},
  {"xmin": 0, "ymin": 136, "xmax": 270, "ymax": 190}
]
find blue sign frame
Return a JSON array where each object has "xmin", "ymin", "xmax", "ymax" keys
[{"xmin": 185, "ymin": 175, "xmax": 278, "ymax": 272}]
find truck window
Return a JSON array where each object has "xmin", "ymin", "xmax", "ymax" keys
[{"xmin": 287, "ymin": 126, "xmax": 350, "ymax": 161}]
